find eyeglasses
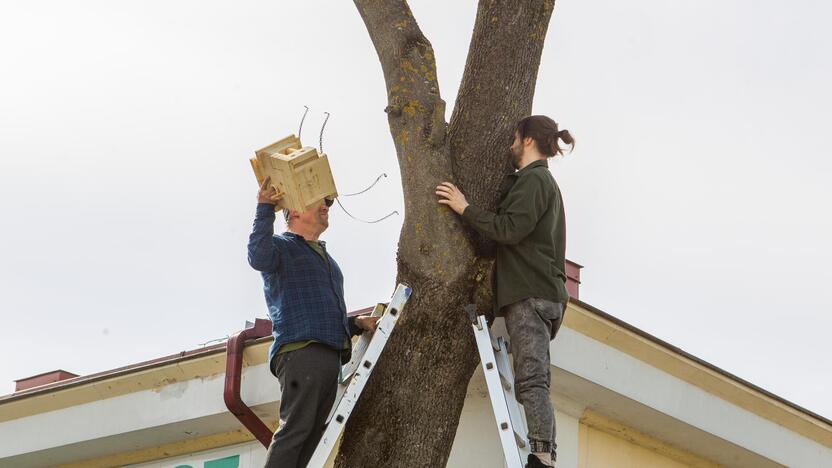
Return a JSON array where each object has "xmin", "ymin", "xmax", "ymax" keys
[{"xmin": 324, "ymin": 198, "xmax": 334, "ymax": 207}]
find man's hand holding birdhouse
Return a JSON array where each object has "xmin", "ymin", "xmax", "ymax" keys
[{"xmin": 257, "ymin": 176, "xmax": 284, "ymax": 205}]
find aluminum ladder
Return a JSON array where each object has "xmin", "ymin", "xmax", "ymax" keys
[
  {"xmin": 468, "ymin": 307, "xmax": 531, "ymax": 468},
  {"xmin": 306, "ymin": 283, "xmax": 411, "ymax": 467}
]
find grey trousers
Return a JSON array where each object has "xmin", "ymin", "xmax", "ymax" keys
[
  {"xmin": 264, "ymin": 343, "xmax": 341, "ymax": 468},
  {"xmin": 503, "ymin": 297, "xmax": 565, "ymax": 460}
]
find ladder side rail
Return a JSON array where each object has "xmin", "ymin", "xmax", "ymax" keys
[
  {"xmin": 494, "ymin": 337, "xmax": 530, "ymax": 460},
  {"xmin": 341, "ymin": 304, "xmax": 386, "ymax": 381},
  {"xmin": 326, "ymin": 305, "xmax": 386, "ymax": 424},
  {"xmin": 306, "ymin": 284, "xmax": 410, "ymax": 468},
  {"xmin": 472, "ymin": 315, "xmax": 525, "ymax": 468}
]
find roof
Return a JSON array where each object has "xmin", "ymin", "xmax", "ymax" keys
[
  {"xmin": 1, "ymin": 306, "xmax": 378, "ymax": 404},
  {"xmin": 1, "ymin": 300, "xmax": 829, "ymax": 433},
  {"xmin": 570, "ymin": 298, "xmax": 832, "ymax": 428}
]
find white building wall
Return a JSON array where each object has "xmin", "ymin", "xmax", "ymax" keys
[
  {"xmin": 448, "ymin": 369, "xmax": 581, "ymax": 468},
  {"xmin": 552, "ymin": 327, "xmax": 832, "ymax": 467},
  {"xmin": 125, "ymin": 369, "xmax": 580, "ymax": 468},
  {"xmin": 129, "ymin": 441, "xmax": 266, "ymax": 468},
  {"xmin": 4, "ymin": 322, "xmax": 830, "ymax": 467}
]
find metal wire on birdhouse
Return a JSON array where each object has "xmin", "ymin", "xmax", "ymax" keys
[{"xmin": 295, "ymin": 106, "xmax": 399, "ymax": 224}]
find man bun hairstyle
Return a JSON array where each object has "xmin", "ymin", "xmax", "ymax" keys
[{"xmin": 515, "ymin": 115, "xmax": 575, "ymax": 157}]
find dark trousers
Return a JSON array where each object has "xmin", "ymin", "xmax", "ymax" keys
[
  {"xmin": 264, "ymin": 343, "xmax": 341, "ymax": 468},
  {"xmin": 503, "ymin": 297, "xmax": 565, "ymax": 461}
]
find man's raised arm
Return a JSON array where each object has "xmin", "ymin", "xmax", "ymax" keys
[{"xmin": 247, "ymin": 176, "xmax": 284, "ymax": 272}]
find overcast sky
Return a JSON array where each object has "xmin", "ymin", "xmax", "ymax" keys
[{"xmin": 1, "ymin": 1, "xmax": 830, "ymax": 418}]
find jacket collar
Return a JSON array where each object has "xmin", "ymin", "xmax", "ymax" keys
[
  {"xmin": 520, "ymin": 158, "xmax": 549, "ymax": 173},
  {"xmin": 509, "ymin": 158, "xmax": 549, "ymax": 178}
]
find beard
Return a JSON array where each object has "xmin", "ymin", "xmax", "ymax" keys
[{"xmin": 509, "ymin": 147, "xmax": 523, "ymax": 170}]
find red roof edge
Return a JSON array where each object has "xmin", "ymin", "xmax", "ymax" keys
[
  {"xmin": 14, "ymin": 370, "xmax": 80, "ymax": 392},
  {"xmin": 4, "ymin": 306, "xmax": 380, "ymax": 402}
]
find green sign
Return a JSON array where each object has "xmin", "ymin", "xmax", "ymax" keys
[{"xmin": 174, "ymin": 454, "xmax": 240, "ymax": 468}]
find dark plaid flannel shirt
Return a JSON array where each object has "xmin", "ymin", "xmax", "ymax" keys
[{"xmin": 247, "ymin": 203, "xmax": 361, "ymax": 368}]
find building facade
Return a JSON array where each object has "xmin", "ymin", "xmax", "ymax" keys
[{"xmin": 1, "ymin": 296, "xmax": 830, "ymax": 467}]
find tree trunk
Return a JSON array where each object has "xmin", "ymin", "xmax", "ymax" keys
[{"xmin": 336, "ymin": 2, "xmax": 556, "ymax": 467}]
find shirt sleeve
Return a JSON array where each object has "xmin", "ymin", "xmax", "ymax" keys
[
  {"xmin": 461, "ymin": 174, "xmax": 550, "ymax": 245},
  {"xmin": 247, "ymin": 203, "xmax": 282, "ymax": 272},
  {"xmin": 347, "ymin": 316, "xmax": 364, "ymax": 337}
]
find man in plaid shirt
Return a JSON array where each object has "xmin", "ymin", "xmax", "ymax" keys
[{"xmin": 248, "ymin": 176, "xmax": 379, "ymax": 468}]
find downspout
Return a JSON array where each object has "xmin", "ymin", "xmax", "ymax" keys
[{"xmin": 223, "ymin": 318, "xmax": 274, "ymax": 448}]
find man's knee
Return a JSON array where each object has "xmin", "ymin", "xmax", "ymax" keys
[{"xmin": 515, "ymin": 376, "xmax": 550, "ymax": 402}]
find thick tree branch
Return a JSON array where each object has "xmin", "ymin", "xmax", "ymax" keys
[
  {"xmin": 449, "ymin": 0, "xmax": 556, "ymax": 223},
  {"xmin": 335, "ymin": 4, "xmax": 485, "ymax": 467},
  {"xmin": 334, "ymin": 2, "xmax": 558, "ymax": 466},
  {"xmin": 353, "ymin": 0, "xmax": 471, "ymax": 284}
]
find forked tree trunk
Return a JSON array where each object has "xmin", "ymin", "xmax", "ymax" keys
[{"xmin": 335, "ymin": 2, "xmax": 556, "ymax": 466}]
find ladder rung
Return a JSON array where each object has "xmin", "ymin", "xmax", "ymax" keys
[
  {"xmin": 471, "ymin": 314, "xmax": 527, "ymax": 468},
  {"xmin": 498, "ymin": 371, "xmax": 513, "ymax": 392},
  {"xmin": 307, "ymin": 284, "xmax": 411, "ymax": 468},
  {"xmin": 514, "ymin": 431, "xmax": 527, "ymax": 448}
]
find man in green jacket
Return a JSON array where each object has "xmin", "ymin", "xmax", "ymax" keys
[{"xmin": 436, "ymin": 115, "xmax": 574, "ymax": 468}]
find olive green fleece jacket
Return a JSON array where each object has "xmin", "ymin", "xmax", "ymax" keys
[{"xmin": 461, "ymin": 159, "xmax": 569, "ymax": 314}]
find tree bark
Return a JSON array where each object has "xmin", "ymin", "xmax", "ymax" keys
[{"xmin": 335, "ymin": 2, "xmax": 556, "ymax": 467}]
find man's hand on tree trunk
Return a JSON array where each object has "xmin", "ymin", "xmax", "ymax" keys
[{"xmin": 436, "ymin": 182, "xmax": 470, "ymax": 215}]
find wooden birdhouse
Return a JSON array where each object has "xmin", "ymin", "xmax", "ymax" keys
[{"xmin": 249, "ymin": 135, "xmax": 338, "ymax": 213}]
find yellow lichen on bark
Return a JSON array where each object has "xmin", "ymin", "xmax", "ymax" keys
[
  {"xmin": 396, "ymin": 129, "xmax": 410, "ymax": 145},
  {"xmin": 402, "ymin": 100, "xmax": 426, "ymax": 117},
  {"xmin": 400, "ymin": 60, "xmax": 418, "ymax": 75}
]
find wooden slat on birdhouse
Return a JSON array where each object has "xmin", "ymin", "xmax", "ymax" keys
[{"xmin": 250, "ymin": 134, "xmax": 339, "ymax": 213}]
